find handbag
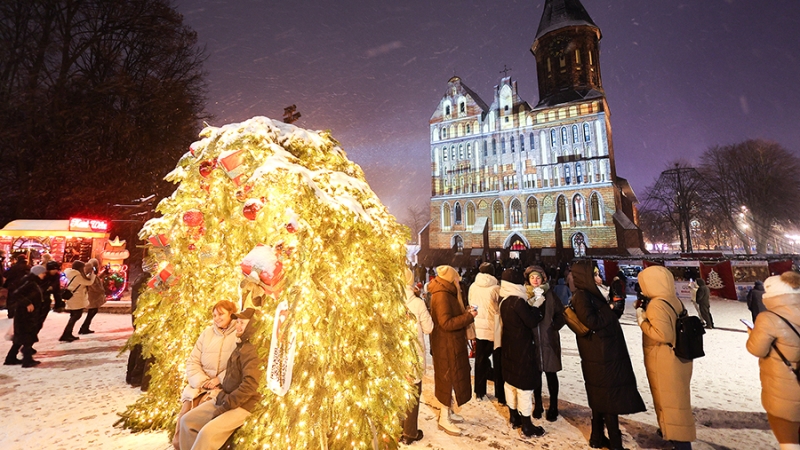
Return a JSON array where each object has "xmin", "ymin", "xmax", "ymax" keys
[
  {"xmin": 563, "ymin": 302, "xmax": 592, "ymax": 337},
  {"xmin": 61, "ymin": 276, "xmax": 79, "ymax": 300}
]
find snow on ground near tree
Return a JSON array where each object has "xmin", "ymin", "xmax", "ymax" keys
[{"xmin": 0, "ymin": 297, "xmax": 777, "ymax": 449}]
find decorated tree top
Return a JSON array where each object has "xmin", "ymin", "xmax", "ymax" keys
[{"xmin": 119, "ymin": 117, "xmax": 419, "ymax": 449}]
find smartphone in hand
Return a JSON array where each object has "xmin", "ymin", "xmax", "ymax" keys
[{"xmin": 740, "ymin": 318, "xmax": 754, "ymax": 329}]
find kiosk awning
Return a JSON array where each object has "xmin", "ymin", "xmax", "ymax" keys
[{"xmin": 0, "ymin": 220, "xmax": 109, "ymax": 238}]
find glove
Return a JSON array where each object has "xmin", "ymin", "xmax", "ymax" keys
[
  {"xmin": 636, "ymin": 307, "xmax": 646, "ymax": 326},
  {"xmin": 532, "ymin": 295, "xmax": 546, "ymax": 308}
]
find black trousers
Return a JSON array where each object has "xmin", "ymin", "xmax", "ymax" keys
[
  {"xmin": 61, "ymin": 309, "xmax": 83, "ymax": 338},
  {"xmin": 80, "ymin": 308, "xmax": 99, "ymax": 332},
  {"xmin": 473, "ymin": 339, "xmax": 493, "ymax": 397},
  {"xmin": 591, "ymin": 410, "xmax": 622, "ymax": 448},
  {"xmin": 492, "ymin": 347, "xmax": 506, "ymax": 403},
  {"xmin": 533, "ymin": 371, "xmax": 559, "ymax": 408},
  {"xmin": 401, "ymin": 381, "xmax": 422, "ymax": 439},
  {"xmin": 698, "ymin": 302, "xmax": 714, "ymax": 328}
]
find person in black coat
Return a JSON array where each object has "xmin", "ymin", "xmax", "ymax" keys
[
  {"xmin": 746, "ymin": 280, "xmax": 766, "ymax": 322},
  {"xmin": 3, "ymin": 255, "xmax": 30, "ymax": 318},
  {"xmin": 37, "ymin": 261, "xmax": 63, "ymax": 331},
  {"xmin": 499, "ymin": 268, "xmax": 546, "ymax": 438},
  {"xmin": 4, "ymin": 266, "xmax": 47, "ymax": 367},
  {"xmin": 570, "ymin": 260, "xmax": 646, "ymax": 450},
  {"xmin": 695, "ymin": 278, "xmax": 713, "ymax": 329}
]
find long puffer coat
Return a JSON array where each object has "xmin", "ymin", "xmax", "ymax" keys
[
  {"xmin": 429, "ymin": 276, "xmax": 475, "ymax": 407},
  {"xmin": 746, "ymin": 274, "xmax": 800, "ymax": 422},
  {"xmin": 181, "ymin": 323, "xmax": 239, "ymax": 402},
  {"xmin": 469, "ymin": 272, "xmax": 500, "ymax": 342},
  {"xmin": 532, "ymin": 287, "xmax": 565, "ymax": 373},
  {"xmin": 12, "ymin": 274, "xmax": 45, "ymax": 345},
  {"xmin": 63, "ymin": 268, "xmax": 95, "ymax": 310},
  {"xmin": 571, "ymin": 261, "xmax": 646, "ymax": 415},
  {"xmin": 500, "ymin": 292, "xmax": 543, "ymax": 390},
  {"xmin": 638, "ymin": 266, "xmax": 696, "ymax": 442}
]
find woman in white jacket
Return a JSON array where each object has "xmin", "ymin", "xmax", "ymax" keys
[
  {"xmin": 59, "ymin": 261, "xmax": 96, "ymax": 342},
  {"xmin": 401, "ymin": 268, "xmax": 434, "ymax": 445},
  {"xmin": 172, "ymin": 300, "xmax": 239, "ymax": 449},
  {"xmin": 469, "ymin": 262, "xmax": 500, "ymax": 401}
]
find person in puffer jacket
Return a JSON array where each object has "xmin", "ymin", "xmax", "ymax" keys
[
  {"xmin": 747, "ymin": 271, "xmax": 800, "ymax": 450},
  {"xmin": 180, "ymin": 307, "xmax": 263, "ymax": 450},
  {"xmin": 401, "ymin": 268, "xmax": 433, "ymax": 445},
  {"xmin": 469, "ymin": 262, "xmax": 500, "ymax": 402},
  {"xmin": 60, "ymin": 261, "xmax": 95, "ymax": 342},
  {"xmin": 172, "ymin": 300, "xmax": 239, "ymax": 449}
]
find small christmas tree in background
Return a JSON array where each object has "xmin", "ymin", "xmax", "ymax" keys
[
  {"xmin": 706, "ymin": 269, "xmax": 724, "ymax": 290},
  {"xmin": 118, "ymin": 117, "xmax": 420, "ymax": 449}
]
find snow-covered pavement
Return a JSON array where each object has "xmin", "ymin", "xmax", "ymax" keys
[{"xmin": 0, "ymin": 297, "xmax": 776, "ymax": 449}]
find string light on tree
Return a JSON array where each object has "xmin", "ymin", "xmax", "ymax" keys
[{"xmin": 117, "ymin": 116, "xmax": 419, "ymax": 449}]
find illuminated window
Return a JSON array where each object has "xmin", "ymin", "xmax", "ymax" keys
[
  {"xmin": 575, "ymin": 49, "xmax": 581, "ymax": 64},
  {"xmin": 460, "ymin": 102, "xmax": 465, "ymax": 113},
  {"xmin": 510, "ymin": 199, "xmax": 523, "ymax": 227},
  {"xmin": 454, "ymin": 202, "xmax": 462, "ymax": 225},
  {"xmin": 572, "ymin": 125, "xmax": 579, "ymax": 143},
  {"xmin": 445, "ymin": 105, "xmax": 450, "ymax": 116},
  {"xmin": 561, "ymin": 127, "xmax": 568, "ymax": 145},
  {"xmin": 466, "ymin": 203, "xmax": 476, "ymax": 227},
  {"xmin": 510, "ymin": 136, "xmax": 515, "ymax": 153},
  {"xmin": 576, "ymin": 163, "xmax": 583, "ymax": 183},
  {"xmin": 527, "ymin": 197, "xmax": 539, "ymax": 226},
  {"xmin": 453, "ymin": 235, "xmax": 463, "ymax": 253},
  {"xmin": 501, "ymin": 137, "xmax": 506, "ymax": 154},
  {"xmin": 564, "ymin": 165, "xmax": 571, "ymax": 185},
  {"xmin": 530, "ymin": 132, "xmax": 536, "ymax": 149},
  {"xmin": 573, "ymin": 195, "xmax": 586, "ymax": 222},
  {"xmin": 557, "ymin": 196, "xmax": 567, "ymax": 223},
  {"xmin": 520, "ymin": 134, "xmax": 525, "ymax": 152},
  {"xmin": 492, "ymin": 138, "xmax": 497, "ymax": 155},
  {"xmin": 591, "ymin": 193, "xmax": 601, "ymax": 223},
  {"xmin": 584, "ymin": 123, "xmax": 591, "ymax": 142},
  {"xmin": 442, "ymin": 203, "xmax": 451, "ymax": 230},
  {"xmin": 551, "ymin": 129, "xmax": 557, "ymax": 147},
  {"xmin": 492, "ymin": 201, "xmax": 505, "ymax": 230}
]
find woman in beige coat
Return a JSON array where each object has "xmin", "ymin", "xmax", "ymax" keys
[
  {"xmin": 636, "ymin": 266, "xmax": 696, "ymax": 449},
  {"xmin": 747, "ymin": 271, "xmax": 800, "ymax": 450}
]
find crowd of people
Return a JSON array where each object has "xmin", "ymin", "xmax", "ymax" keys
[
  {"xmin": 401, "ymin": 260, "xmax": 800, "ymax": 450},
  {"xmin": 4, "ymin": 251, "xmax": 800, "ymax": 449}
]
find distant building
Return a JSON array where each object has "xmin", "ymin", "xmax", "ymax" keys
[{"xmin": 418, "ymin": 0, "xmax": 644, "ymax": 267}]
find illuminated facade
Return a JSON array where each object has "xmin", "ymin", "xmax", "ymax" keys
[{"xmin": 421, "ymin": 0, "xmax": 644, "ymax": 264}]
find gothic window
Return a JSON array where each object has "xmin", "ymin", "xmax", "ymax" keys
[
  {"xmin": 591, "ymin": 193, "xmax": 601, "ymax": 223},
  {"xmin": 520, "ymin": 134, "xmax": 525, "ymax": 152},
  {"xmin": 564, "ymin": 165, "xmax": 571, "ymax": 185},
  {"xmin": 501, "ymin": 137, "xmax": 506, "ymax": 154},
  {"xmin": 584, "ymin": 123, "xmax": 591, "ymax": 142},
  {"xmin": 450, "ymin": 146, "xmax": 455, "ymax": 160},
  {"xmin": 454, "ymin": 203, "xmax": 462, "ymax": 224},
  {"xmin": 561, "ymin": 127, "xmax": 568, "ymax": 145},
  {"xmin": 492, "ymin": 138, "xmax": 497, "ymax": 155},
  {"xmin": 442, "ymin": 203, "xmax": 451, "ymax": 229},
  {"xmin": 530, "ymin": 133, "xmax": 535, "ymax": 150},
  {"xmin": 510, "ymin": 136, "xmax": 515, "ymax": 153},
  {"xmin": 552, "ymin": 166, "xmax": 559, "ymax": 187},
  {"xmin": 572, "ymin": 125, "xmax": 579, "ymax": 143},
  {"xmin": 459, "ymin": 144, "xmax": 464, "ymax": 159},
  {"xmin": 573, "ymin": 195, "xmax": 586, "ymax": 222},
  {"xmin": 526, "ymin": 197, "xmax": 539, "ymax": 226},
  {"xmin": 460, "ymin": 102, "xmax": 465, "ymax": 113},
  {"xmin": 466, "ymin": 124, "xmax": 471, "ymax": 134},
  {"xmin": 510, "ymin": 199, "xmax": 523, "ymax": 227},
  {"xmin": 443, "ymin": 148, "xmax": 448, "ymax": 161},
  {"xmin": 442, "ymin": 127, "xmax": 447, "ymax": 139},
  {"xmin": 484, "ymin": 140, "xmax": 488, "ymax": 157},
  {"xmin": 467, "ymin": 143, "xmax": 472, "ymax": 159},
  {"xmin": 453, "ymin": 235, "xmax": 463, "ymax": 253},
  {"xmin": 557, "ymin": 195, "xmax": 567, "ymax": 223},
  {"xmin": 445, "ymin": 105, "xmax": 450, "ymax": 117},
  {"xmin": 466, "ymin": 203, "xmax": 476, "ymax": 227},
  {"xmin": 573, "ymin": 232, "xmax": 587, "ymax": 257},
  {"xmin": 492, "ymin": 201, "xmax": 505, "ymax": 230},
  {"xmin": 551, "ymin": 129, "xmax": 557, "ymax": 147},
  {"xmin": 576, "ymin": 163, "xmax": 583, "ymax": 183}
]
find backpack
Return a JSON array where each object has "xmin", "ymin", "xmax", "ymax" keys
[{"xmin": 662, "ymin": 300, "xmax": 705, "ymax": 360}]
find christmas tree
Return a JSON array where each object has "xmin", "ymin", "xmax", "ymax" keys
[
  {"xmin": 118, "ymin": 117, "xmax": 420, "ymax": 449},
  {"xmin": 706, "ymin": 269, "xmax": 724, "ymax": 289}
]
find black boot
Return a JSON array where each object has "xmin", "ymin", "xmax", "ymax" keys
[
  {"xmin": 508, "ymin": 407, "xmax": 522, "ymax": 429},
  {"xmin": 4, "ymin": 357, "xmax": 22, "ymax": 365},
  {"xmin": 519, "ymin": 414, "xmax": 545, "ymax": 438},
  {"xmin": 546, "ymin": 403, "xmax": 558, "ymax": 422},
  {"xmin": 532, "ymin": 400, "xmax": 544, "ymax": 419},
  {"xmin": 22, "ymin": 358, "xmax": 41, "ymax": 368}
]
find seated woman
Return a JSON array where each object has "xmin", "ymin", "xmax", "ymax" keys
[{"xmin": 173, "ymin": 300, "xmax": 239, "ymax": 450}]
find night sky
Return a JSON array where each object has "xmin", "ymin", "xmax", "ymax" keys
[{"xmin": 174, "ymin": 0, "xmax": 800, "ymax": 218}]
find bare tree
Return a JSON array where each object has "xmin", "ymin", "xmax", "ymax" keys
[
  {"xmin": 639, "ymin": 162, "xmax": 705, "ymax": 252},
  {"xmin": 700, "ymin": 140, "xmax": 800, "ymax": 254},
  {"xmin": 403, "ymin": 205, "xmax": 430, "ymax": 244},
  {"xmin": 637, "ymin": 208, "xmax": 676, "ymax": 252},
  {"xmin": 0, "ymin": 0, "xmax": 207, "ymax": 224}
]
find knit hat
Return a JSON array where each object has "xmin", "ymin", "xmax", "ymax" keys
[
  {"xmin": 232, "ymin": 307, "xmax": 258, "ymax": 321},
  {"xmin": 436, "ymin": 265, "xmax": 460, "ymax": 285},
  {"xmin": 524, "ymin": 265, "xmax": 547, "ymax": 283},
  {"xmin": 30, "ymin": 265, "xmax": 46, "ymax": 276},
  {"xmin": 46, "ymin": 261, "xmax": 61, "ymax": 271},
  {"xmin": 763, "ymin": 271, "xmax": 800, "ymax": 299},
  {"xmin": 478, "ymin": 262, "xmax": 495, "ymax": 276},
  {"xmin": 501, "ymin": 268, "xmax": 525, "ymax": 286}
]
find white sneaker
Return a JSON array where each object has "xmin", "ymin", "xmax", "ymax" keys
[{"xmin": 438, "ymin": 409, "xmax": 462, "ymax": 436}]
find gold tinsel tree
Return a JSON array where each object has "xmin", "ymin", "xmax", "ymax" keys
[{"xmin": 118, "ymin": 117, "xmax": 420, "ymax": 449}]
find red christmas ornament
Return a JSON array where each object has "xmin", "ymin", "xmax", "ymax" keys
[
  {"xmin": 285, "ymin": 222, "xmax": 297, "ymax": 233},
  {"xmin": 235, "ymin": 184, "xmax": 254, "ymax": 202},
  {"xmin": 200, "ymin": 181, "xmax": 210, "ymax": 193},
  {"xmin": 199, "ymin": 160, "xmax": 216, "ymax": 178},
  {"xmin": 242, "ymin": 198, "xmax": 264, "ymax": 221},
  {"xmin": 183, "ymin": 210, "xmax": 204, "ymax": 227},
  {"xmin": 188, "ymin": 244, "xmax": 196, "ymax": 251}
]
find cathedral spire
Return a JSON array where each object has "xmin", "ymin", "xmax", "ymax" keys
[{"xmin": 535, "ymin": 0, "xmax": 599, "ymax": 41}]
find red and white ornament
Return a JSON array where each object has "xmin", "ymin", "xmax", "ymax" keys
[
  {"xmin": 242, "ymin": 198, "xmax": 265, "ymax": 221},
  {"xmin": 199, "ymin": 160, "xmax": 216, "ymax": 178},
  {"xmin": 218, "ymin": 149, "xmax": 247, "ymax": 186},
  {"xmin": 183, "ymin": 210, "xmax": 204, "ymax": 227},
  {"xmin": 241, "ymin": 244, "xmax": 284, "ymax": 289},
  {"xmin": 235, "ymin": 184, "xmax": 254, "ymax": 202},
  {"xmin": 284, "ymin": 207, "xmax": 300, "ymax": 233}
]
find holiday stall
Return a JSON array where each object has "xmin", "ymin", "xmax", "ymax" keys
[{"xmin": 0, "ymin": 218, "xmax": 110, "ymax": 267}]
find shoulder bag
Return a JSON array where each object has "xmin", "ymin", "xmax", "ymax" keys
[{"xmin": 768, "ymin": 311, "xmax": 800, "ymax": 383}]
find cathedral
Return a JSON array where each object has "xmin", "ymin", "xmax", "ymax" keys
[{"xmin": 418, "ymin": 0, "xmax": 645, "ymax": 267}]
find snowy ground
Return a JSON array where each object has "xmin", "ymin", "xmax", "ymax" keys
[{"xmin": 0, "ymin": 297, "xmax": 777, "ymax": 450}]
